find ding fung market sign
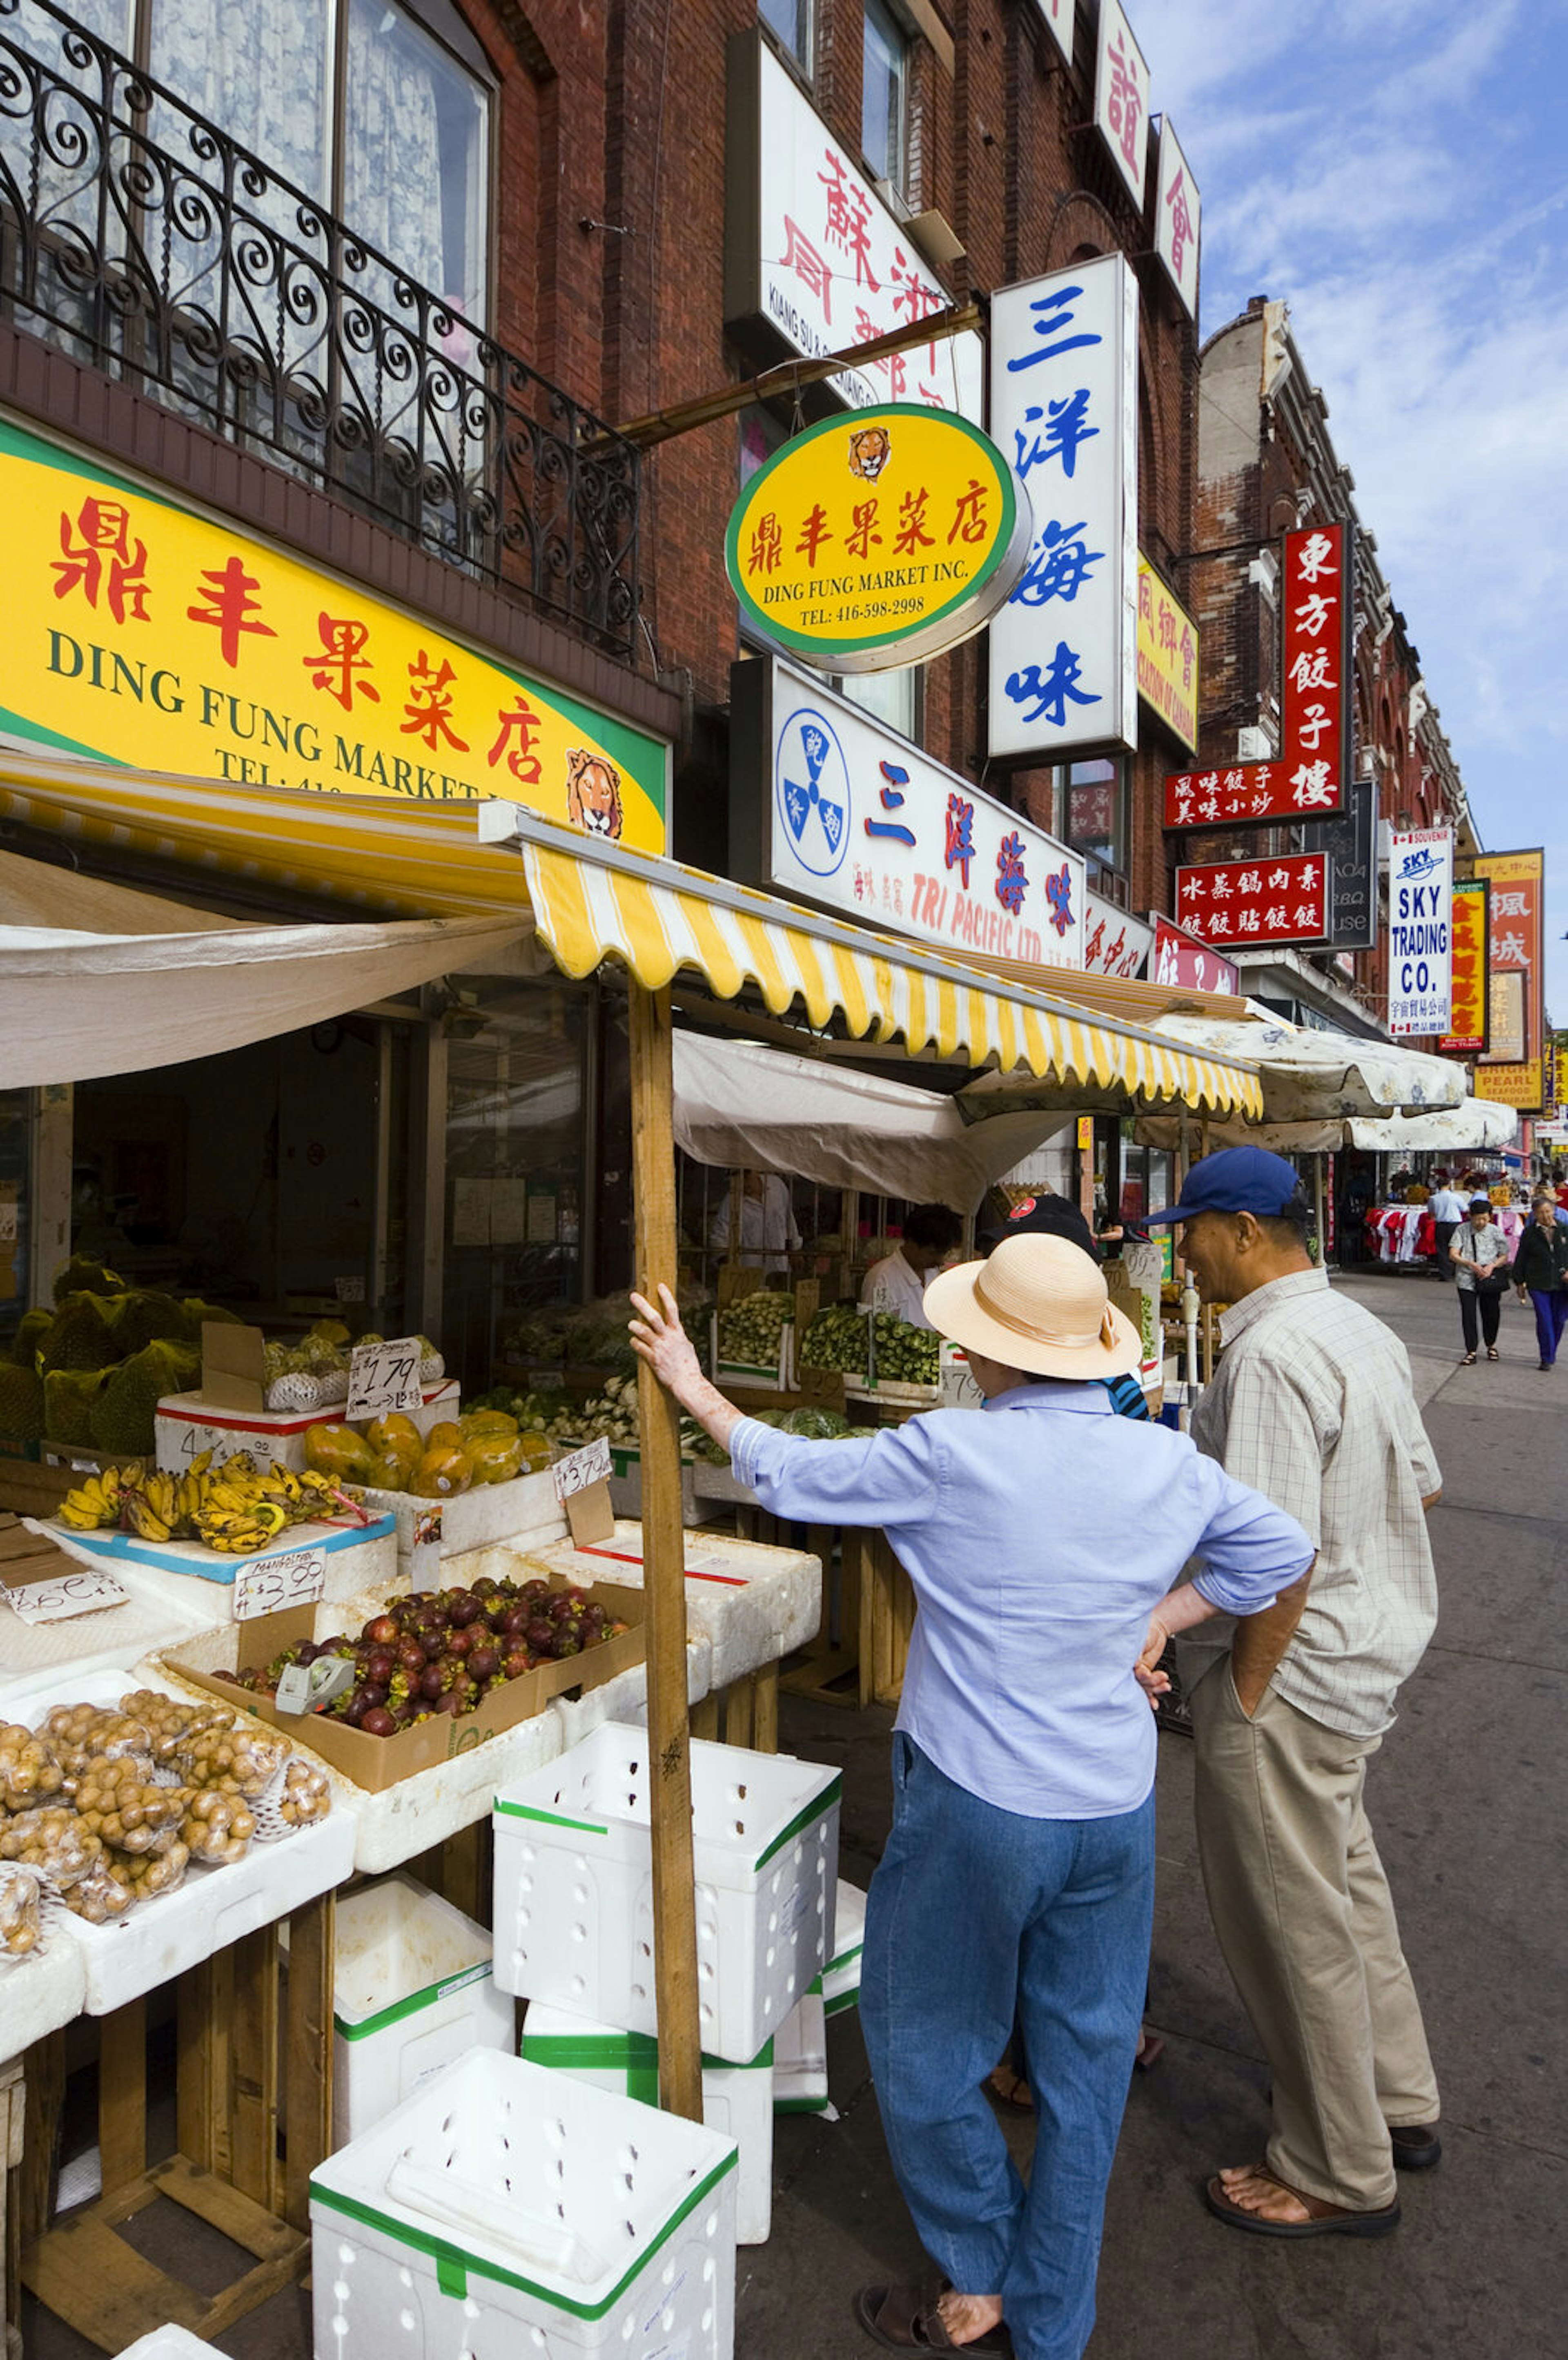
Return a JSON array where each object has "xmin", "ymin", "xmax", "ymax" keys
[
  {"xmin": 0, "ymin": 415, "xmax": 669, "ymax": 851},
  {"xmin": 726, "ymin": 406, "xmax": 1030, "ymax": 672}
]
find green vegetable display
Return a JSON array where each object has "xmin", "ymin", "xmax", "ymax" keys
[
  {"xmin": 715, "ymin": 1289, "xmax": 792, "ymax": 1368},
  {"xmin": 870, "ymin": 1313, "xmax": 941, "ymax": 1387},
  {"xmin": 798, "ymin": 1304, "xmax": 873, "ymax": 1377}
]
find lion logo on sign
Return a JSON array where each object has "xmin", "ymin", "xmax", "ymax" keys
[
  {"xmin": 847, "ymin": 425, "xmax": 892, "ymax": 482},
  {"xmin": 565, "ymin": 749, "xmax": 624, "ymax": 840}
]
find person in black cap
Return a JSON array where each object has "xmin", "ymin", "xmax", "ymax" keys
[
  {"xmin": 1144, "ymin": 1146, "xmax": 1443, "ymax": 2238},
  {"xmin": 978, "ymin": 1187, "xmax": 1098, "ymax": 1260}
]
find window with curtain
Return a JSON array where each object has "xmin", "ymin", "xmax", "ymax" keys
[
  {"xmin": 862, "ymin": 0, "xmax": 906, "ymax": 191},
  {"xmin": 1052, "ymin": 757, "xmax": 1126, "ymax": 884},
  {"xmin": 759, "ymin": 0, "xmax": 811, "ymax": 73}
]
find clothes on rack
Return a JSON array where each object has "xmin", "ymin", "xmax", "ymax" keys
[{"xmin": 1366, "ymin": 1205, "xmax": 1434, "ymax": 1265}]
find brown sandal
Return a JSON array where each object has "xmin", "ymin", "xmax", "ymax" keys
[
  {"xmin": 855, "ymin": 2284, "xmax": 1013, "ymax": 2353},
  {"xmin": 1204, "ymin": 2164, "xmax": 1400, "ymax": 2240}
]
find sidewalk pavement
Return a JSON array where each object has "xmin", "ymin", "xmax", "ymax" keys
[{"xmin": 748, "ymin": 1267, "xmax": 1566, "ymax": 2357}]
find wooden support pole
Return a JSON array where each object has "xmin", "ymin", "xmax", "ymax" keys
[{"xmin": 628, "ymin": 980, "xmax": 704, "ymax": 2124}]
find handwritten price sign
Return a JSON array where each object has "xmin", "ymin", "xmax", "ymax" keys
[
  {"xmin": 347, "ymin": 1335, "xmax": 424, "ymax": 1423},
  {"xmin": 231, "ymin": 1546, "xmax": 328, "ymax": 1623},
  {"xmin": 552, "ymin": 1434, "xmax": 613, "ymax": 1503},
  {"xmin": 3, "ymin": 1567, "xmax": 130, "ymax": 1624}
]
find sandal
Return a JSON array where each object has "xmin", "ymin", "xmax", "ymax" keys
[
  {"xmin": 984, "ymin": 2066, "xmax": 1033, "ymax": 2112},
  {"xmin": 1204, "ymin": 2164, "xmax": 1400, "ymax": 2240},
  {"xmin": 1487, "ymin": 1347, "xmax": 1499, "ymax": 1361},
  {"xmin": 855, "ymin": 2284, "xmax": 1013, "ymax": 2354},
  {"xmin": 1459, "ymin": 1353, "xmax": 1476, "ymax": 1365}
]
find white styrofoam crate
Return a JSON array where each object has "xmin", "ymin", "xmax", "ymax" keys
[
  {"xmin": 114, "ymin": 2329, "xmax": 221, "ymax": 2359},
  {"xmin": 493, "ymin": 1724, "xmax": 840, "ymax": 2064},
  {"xmin": 310, "ymin": 2050, "xmax": 737, "ymax": 2360},
  {"xmin": 0, "ymin": 1561, "xmax": 220, "ymax": 1714},
  {"xmin": 521, "ymin": 1521, "xmax": 822, "ymax": 1689},
  {"xmin": 7, "ymin": 1665, "xmax": 354, "ymax": 2015},
  {"xmin": 0, "ymin": 1921, "xmax": 87, "ymax": 2056},
  {"xmin": 812, "ymin": 1878, "xmax": 867, "ymax": 2017},
  {"xmin": 154, "ymin": 1381, "xmax": 459, "ymax": 1476},
  {"xmin": 330, "ymin": 1874, "xmax": 514, "ymax": 2147},
  {"xmin": 362, "ymin": 1462, "xmax": 564, "ymax": 1581},
  {"xmin": 41, "ymin": 1513, "xmax": 398, "ymax": 1615},
  {"xmin": 771, "ymin": 1995, "xmax": 828, "ymax": 2115},
  {"xmin": 521, "ymin": 2001, "xmax": 773, "ymax": 2244}
]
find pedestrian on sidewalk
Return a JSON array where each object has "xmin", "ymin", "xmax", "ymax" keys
[
  {"xmin": 629, "ymin": 1240, "xmax": 1313, "ymax": 2359},
  {"xmin": 1145, "ymin": 1146, "xmax": 1444, "ymax": 2240},
  {"xmin": 1425, "ymin": 1171, "xmax": 1466, "ymax": 1280},
  {"xmin": 1513, "ymin": 1191, "xmax": 1568, "ymax": 1369},
  {"xmin": 1450, "ymin": 1194, "xmax": 1512, "ymax": 1363}
]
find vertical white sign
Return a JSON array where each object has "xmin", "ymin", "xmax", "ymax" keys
[
  {"xmin": 1031, "ymin": 0, "xmax": 1075, "ymax": 65},
  {"xmin": 1154, "ymin": 119, "xmax": 1200, "ymax": 319},
  {"xmin": 988, "ymin": 255, "xmax": 1138, "ymax": 759},
  {"xmin": 1094, "ymin": 1, "xmax": 1152, "ymax": 209},
  {"xmin": 1387, "ymin": 828, "xmax": 1454, "ymax": 1037}
]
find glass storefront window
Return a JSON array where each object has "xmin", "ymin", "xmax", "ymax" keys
[
  {"xmin": 1055, "ymin": 757, "xmax": 1125, "ymax": 882},
  {"xmin": 760, "ymin": 0, "xmax": 811, "ymax": 73}
]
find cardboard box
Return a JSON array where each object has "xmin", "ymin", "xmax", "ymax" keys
[{"xmin": 163, "ymin": 1576, "xmax": 646, "ymax": 1793}]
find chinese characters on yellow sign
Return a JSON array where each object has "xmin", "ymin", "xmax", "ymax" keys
[
  {"xmin": 726, "ymin": 405, "xmax": 1028, "ymax": 672},
  {"xmin": 1472, "ymin": 848, "xmax": 1544, "ymax": 1112},
  {"xmin": 1135, "ymin": 556, "xmax": 1198, "ymax": 752},
  {"xmin": 0, "ymin": 416, "xmax": 668, "ymax": 852}
]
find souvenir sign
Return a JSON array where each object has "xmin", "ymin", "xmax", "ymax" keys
[{"xmin": 1386, "ymin": 829, "xmax": 1454, "ymax": 1037}]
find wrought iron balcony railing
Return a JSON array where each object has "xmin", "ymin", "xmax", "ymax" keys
[{"xmin": 0, "ymin": 0, "xmax": 641, "ymax": 657}]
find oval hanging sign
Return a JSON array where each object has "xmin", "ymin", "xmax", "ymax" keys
[{"xmin": 725, "ymin": 405, "xmax": 1031, "ymax": 674}]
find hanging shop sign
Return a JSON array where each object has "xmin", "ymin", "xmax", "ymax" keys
[
  {"xmin": 1386, "ymin": 827, "xmax": 1454, "ymax": 1037},
  {"xmin": 1136, "ymin": 557, "xmax": 1198, "ymax": 752},
  {"xmin": 1281, "ymin": 520, "xmax": 1354, "ymax": 808},
  {"xmin": 0, "ymin": 415, "xmax": 668, "ymax": 850},
  {"xmin": 726, "ymin": 406, "xmax": 1030, "ymax": 673},
  {"xmin": 1439, "ymin": 877, "xmax": 1489, "ymax": 1055},
  {"xmin": 730, "ymin": 653, "xmax": 1086, "ymax": 968},
  {"xmin": 1094, "ymin": 0, "xmax": 1152, "ymax": 209},
  {"xmin": 1302, "ymin": 774, "xmax": 1376, "ymax": 950},
  {"xmin": 987, "ymin": 255, "xmax": 1138, "ymax": 761},
  {"xmin": 1154, "ymin": 120, "xmax": 1201, "ymax": 319},
  {"xmin": 1473, "ymin": 848, "xmax": 1545, "ymax": 1110},
  {"xmin": 1030, "ymin": 0, "xmax": 1075, "ymax": 65},
  {"xmin": 1164, "ymin": 759, "xmax": 1340, "ymax": 830},
  {"xmin": 1083, "ymin": 893, "xmax": 1153, "ymax": 980},
  {"xmin": 723, "ymin": 32, "xmax": 984, "ymax": 420},
  {"xmin": 1152, "ymin": 915, "xmax": 1238, "ymax": 994},
  {"xmin": 1174, "ymin": 854, "xmax": 1331, "ymax": 948}
]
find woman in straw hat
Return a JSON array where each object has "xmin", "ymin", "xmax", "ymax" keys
[{"xmin": 632, "ymin": 1236, "xmax": 1312, "ymax": 2360}]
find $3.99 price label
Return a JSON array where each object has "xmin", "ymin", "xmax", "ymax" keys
[
  {"xmin": 346, "ymin": 1335, "xmax": 424, "ymax": 1423},
  {"xmin": 231, "ymin": 1546, "xmax": 328, "ymax": 1622}
]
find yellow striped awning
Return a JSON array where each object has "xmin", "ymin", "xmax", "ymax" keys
[{"xmin": 0, "ymin": 744, "xmax": 1261, "ymax": 1116}]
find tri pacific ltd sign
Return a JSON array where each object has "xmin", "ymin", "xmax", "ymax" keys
[{"xmin": 729, "ymin": 654, "xmax": 1086, "ymax": 969}]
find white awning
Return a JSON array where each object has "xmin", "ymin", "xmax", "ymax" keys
[
  {"xmin": 1142, "ymin": 1008, "xmax": 1468, "ymax": 1120},
  {"xmin": 1134, "ymin": 1096, "xmax": 1518, "ymax": 1157},
  {"xmin": 672, "ymin": 1030, "xmax": 1063, "ymax": 1210}
]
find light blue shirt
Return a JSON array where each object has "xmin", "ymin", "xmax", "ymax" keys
[{"xmin": 731, "ymin": 1383, "xmax": 1314, "ymax": 1821}]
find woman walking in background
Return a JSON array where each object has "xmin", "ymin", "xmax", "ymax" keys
[
  {"xmin": 1450, "ymin": 1195, "xmax": 1511, "ymax": 1363},
  {"xmin": 1514, "ymin": 1192, "xmax": 1568, "ymax": 1370}
]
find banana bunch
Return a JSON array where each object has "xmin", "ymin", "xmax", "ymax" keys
[
  {"xmin": 195, "ymin": 1498, "xmax": 289, "ymax": 1555},
  {"xmin": 124, "ymin": 1468, "xmax": 183, "ymax": 1543},
  {"xmin": 56, "ymin": 1447, "xmax": 345, "ymax": 1556},
  {"xmin": 57, "ymin": 1464, "xmax": 138, "ymax": 1530}
]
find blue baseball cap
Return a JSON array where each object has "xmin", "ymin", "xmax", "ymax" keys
[{"xmin": 1145, "ymin": 1146, "xmax": 1302, "ymax": 1226}]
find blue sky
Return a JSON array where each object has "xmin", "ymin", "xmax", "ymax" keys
[{"xmin": 1136, "ymin": 0, "xmax": 1568, "ymax": 1034}]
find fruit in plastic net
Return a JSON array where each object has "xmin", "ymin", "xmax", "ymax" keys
[
  {"xmin": 62, "ymin": 1855, "xmax": 139, "ymax": 1922},
  {"xmin": 277, "ymin": 1757, "xmax": 331, "ymax": 1827},
  {"xmin": 181, "ymin": 1788, "xmax": 255, "ymax": 1865},
  {"xmin": 175, "ymin": 1720, "xmax": 292, "ymax": 1799},
  {"xmin": 0, "ymin": 1805, "xmax": 104, "ymax": 1889},
  {"xmin": 104, "ymin": 1839, "xmax": 191, "ymax": 1906},
  {"xmin": 0, "ymin": 1862, "xmax": 45, "ymax": 1956},
  {"xmin": 117, "ymin": 1690, "xmax": 234, "ymax": 1768},
  {"xmin": 37, "ymin": 1705, "xmax": 152, "ymax": 1780},
  {"xmin": 0, "ymin": 1723, "xmax": 65, "ymax": 1812},
  {"xmin": 71, "ymin": 1756, "xmax": 192, "ymax": 1852}
]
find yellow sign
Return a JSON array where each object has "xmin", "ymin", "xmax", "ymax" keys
[
  {"xmin": 726, "ymin": 404, "xmax": 1029, "ymax": 674},
  {"xmin": 0, "ymin": 415, "xmax": 668, "ymax": 851},
  {"xmin": 1136, "ymin": 557, "xmax": 1198, "ymax": 752},
  {"xmin": 1076, "ymin": 1115, "xmax": 1094, "ymax": 1151},
  {"xmin": 1474, "ymin": 1060, "xmax": 1543, "ymax": 1110},
  {"xmin": 1555, "ymin": 1045, "xmax": 1568, "ymax": 1106}
]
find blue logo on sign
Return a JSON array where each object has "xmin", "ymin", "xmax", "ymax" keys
[
  {"xmin": 1398, "ymin": 846, "xmax": 1439, "ymax": 880},
  {"xmin": 775, "ymin": 706, "xmax": 851, "ymax": 878}
]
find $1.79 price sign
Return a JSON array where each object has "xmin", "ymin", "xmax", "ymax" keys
[
  {"xmin": 552, "ymin": 1434, "xmax": 613, "ymax": 1503},
  {"xmin": 4, "ymin": 1566, "xmax": 130, "ymax": 1624},
  {"xmin": 231, "ymin": 1546, "xmax": 328, "ymax": 1623},
  {"xmin": 346, "ymin": 1334, "xmax": 424, "ymax": 1423}
]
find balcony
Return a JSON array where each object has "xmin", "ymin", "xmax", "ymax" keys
[{"xmin": 0, "ymin": 0, "xmax": 641, "ymax": 659}]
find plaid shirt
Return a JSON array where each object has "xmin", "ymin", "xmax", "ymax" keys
[{"xmin": 1186, "ymin": 1269, "xmax": 1440, "ymax": 1737}]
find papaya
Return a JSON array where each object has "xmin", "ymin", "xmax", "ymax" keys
[
  {"xmin": 517, "ymin": 1431, "xmax": 554, "ymax": 1472},
  {"xmin": 303, "ymin": 1423, "xmax": 376, "ymax": 1482},
  {"xmin": 410, "ymin": 1444, "xmax": 467, "ymax": 1498},
  {"xmin": 459, "ymin": 1408, "xmax": 519, "ymax": 1442},
  {"xmin": 462, "ymin": 1433, "xmax": 525, "ymax": 1485},
  {"xmin": 362, "ymin": 1413, "xmax": 421, "ymax": 1486},
  {"xmin": 423, "ymin": 1420, "xmax": 463, "ymax": 1454}
]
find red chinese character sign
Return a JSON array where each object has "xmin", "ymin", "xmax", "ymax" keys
[
  {"xmin": 725, "ymin": 34, "xmax": 984, "ymax": 419},
  {"xmin": 1152, "ymin": 916, "xmax": 1239, "ymax": 994},
  {"xmin": 1281, "ymin": 520, "xmax": 1352, "ymax": 809},
  {"xmin": 739, "ymin": 653, "xmax": 1086, "ymax": 969},
  {"xmin": 1439, "ymin": 878, "xmax": 1489, "ymax": 1057},
  {"xmin": 1094, "ymin": 1, "xmax": 1152, "ymax": 209},
  {"xmin": 1174, "ymin": 856, "xmax": 1331, "ymax": 947},
  {"xmin": 1083, "ymin": 891, "xmax": 1153, "ymax": 980},
  {"xmin": 1163, "ymin": 761, "xmax": 1342, "ymax": 830},
  {"xmin": 1154, "ymin": 120, "xmax": 1200, "ymax": 320},
  {"xmin": 726, "ymin": 406, "xmax": 1030, "ymax": 673}
]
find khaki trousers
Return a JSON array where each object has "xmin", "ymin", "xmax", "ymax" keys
[{"xmin": 1191, "ymin": 1661, "xmax": 1439, "ymax": 2210}]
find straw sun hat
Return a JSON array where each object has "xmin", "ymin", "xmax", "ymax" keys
[{"xmin": 922, "ymin": 1233, "xmax": 1142, "ymax": 1382}]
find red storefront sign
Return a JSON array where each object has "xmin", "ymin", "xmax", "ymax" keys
[
  {"xmin": 1174, "ymin": 854, "xmax": 1330, "ymax": 946},
  {"xmin": 1163, "ymin": 760, "xmax": 1341, "ymax": 829},
  {"xmin": 1152, "ymin": 915, "xmax": 1239, "ymax": 993},
  {"xmin": 1281, "ymin": 520, "xmax": 1352, "ymax": 808}
]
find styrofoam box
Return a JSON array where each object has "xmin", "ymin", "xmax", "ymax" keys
[
  {"xmin": 493, "ymin": 1724, "xmax": 840, "ymax": 2064},
  {"xmin": 330, "ymin": 1873, "xmax": 514, "ymax": 2146},
  {"xmin": 0, "ymin": 1919, "xmax": 87, "ymax": 2053},
  {"xmin": 10, "ymin": 1665, "xmax": 354, "ymax": 2015},
  {"xmin": 771, "ymin": 1995, "xmax": 828, "ymax": 2115},
  {"xmin": 154, "ymin": 1381, "xmax": 459, "ymax": 1476},
  {"xmin": 522, "ymin": 2000, "xmax": 773, "ymax": 2244},
  {"xmin": 310, "ymin": 2050, "xmax": 738, "ymax": 2360},
  {"xmin": 0, "ymin": 1557, "xmax": 220, "ymax": 1714},
  {"xmin": 114, "ymin": 2329, "xmax": 221, "ymax": 2358},
  {"xmin": 48, "ymin": 1513, "xmax": 398, "ymax": 1614},
  {"xmin": 811, "ymin": 1877, "xmax": 867, "ymax": 2017},
  {"xmin": 361, "ymin": 1462, "xmax": 566, "ymax": 1581}
]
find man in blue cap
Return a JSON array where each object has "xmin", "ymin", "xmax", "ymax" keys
[{"xmin": 1146, "ymin": 1147, "xmax": 1443, "ymax": 2239}]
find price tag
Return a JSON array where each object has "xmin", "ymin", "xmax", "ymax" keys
[
  {"xmin": 231, "ymin": 1546, "xmax": 328, "ymax": 1623},
  {"xmin": 3, "ymin": 1567, "xmax": 131, "ymax": 1624},
  {"xmin": 552, "ymin": 1434, "xmax": 613, "ymax": 1503},
  {"xmin": 347, "ymin": 1335, "xmax": 424, "ymax": 1422},
  {"xmin": 939, "ymin": 1343, "xmax": 984, "ymax": 1412}
]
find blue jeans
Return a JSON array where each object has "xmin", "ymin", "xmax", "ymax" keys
[
  {"xmin": 860, "ymin": 1736, "xmax": 1155, "ymax": 2360},
  {"xmin": 1529, "ymin": 1286, "xmax": 1568, "ymax": 1365}
]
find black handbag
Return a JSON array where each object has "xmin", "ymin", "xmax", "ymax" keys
[{"xmin": 1477, "ymin": 1258, "xmax": 1512, "ymax": 1297}]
